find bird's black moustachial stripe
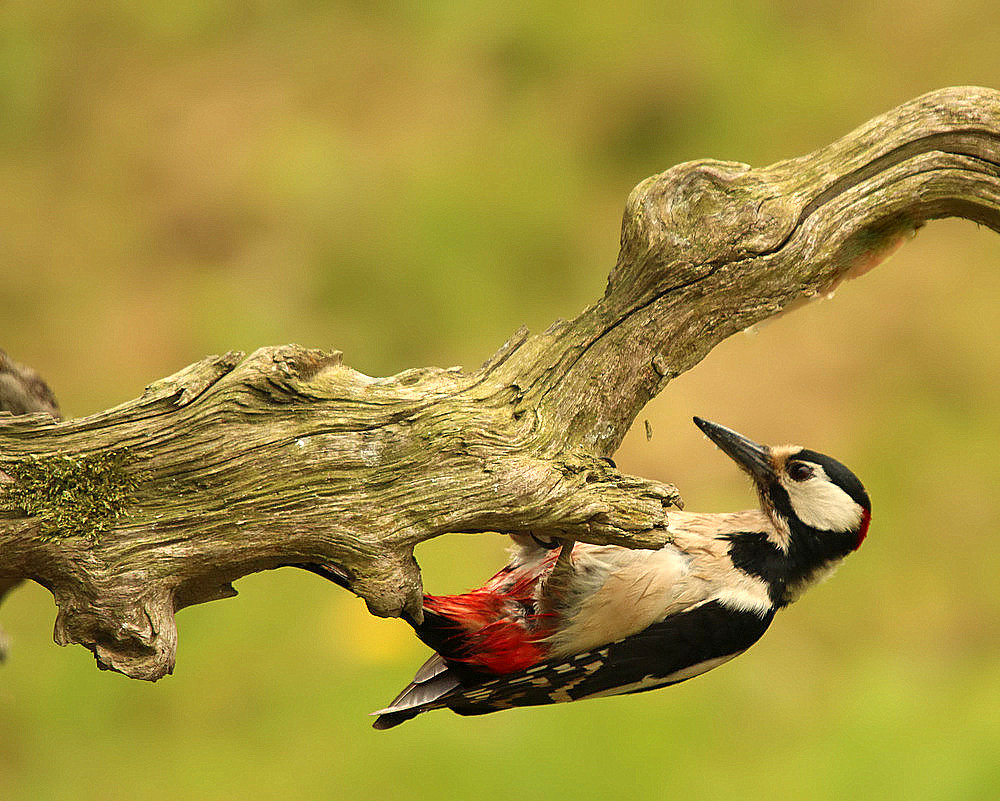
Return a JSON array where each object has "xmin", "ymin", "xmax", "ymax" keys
[
  {"xmin": 441, "ymin": 600, "xmax": 775, "ymax": 716},
  {"xmin": 726, "ymin": 517, "xmax": 859, "ymax": 607}
]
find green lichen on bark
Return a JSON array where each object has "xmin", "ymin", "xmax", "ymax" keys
[{"xmin": 1, "ymin": 450, "xmax": 142, "ymax": 540}]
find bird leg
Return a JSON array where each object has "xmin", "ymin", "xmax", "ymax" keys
[{"xmin": 539, "ymin": 539, "xmax": 577, "ymax": 615}]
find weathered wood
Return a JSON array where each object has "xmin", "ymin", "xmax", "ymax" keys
[
  {"xmin": 0, "ymin": 350, "xmax": 60, "ymax": 661},
  {"xmin": 1, "ymin": 86, "xmax": 999, "ymax": 681}
]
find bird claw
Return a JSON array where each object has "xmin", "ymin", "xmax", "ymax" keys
[
  {"xmin": 537, "ymin": 539, "xmax": 577, "ymax": 615},
  {"xmin": 530, "ymin": 532, "xmax": 561, "ymax": 550}
]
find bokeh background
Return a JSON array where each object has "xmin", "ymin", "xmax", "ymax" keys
[{"xmin": 3, "ymin": 2, "xmax": 1000, "ymax": 799}]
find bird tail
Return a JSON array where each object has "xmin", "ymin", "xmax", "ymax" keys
[{"xmin": 371, "ymin": 653, "xmax": 460, "ymax": 730}]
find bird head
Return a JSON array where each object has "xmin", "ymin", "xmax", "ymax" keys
[{"xmin": 693, "ymin": 417, "xmax": 871, "ymax": 554}]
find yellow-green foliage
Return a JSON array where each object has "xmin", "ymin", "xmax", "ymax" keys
[{"xmin": 1, "ymin": 451, "xmax": 141, "ymax": 540}]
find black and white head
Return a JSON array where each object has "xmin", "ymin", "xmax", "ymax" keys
[{"xmin": 694, "ymin": 417, "xmax": 871, "ymax": 601}]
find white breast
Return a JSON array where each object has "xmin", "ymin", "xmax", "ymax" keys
[
  {"xmin": 544, "ymin": 545, "xmax": 690, "ymax": 657},
  {"xmin": 542, "ymin": 511, "xmax": 777, "ymax": 658}
]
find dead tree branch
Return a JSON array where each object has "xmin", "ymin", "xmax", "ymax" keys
[
  {"xmin": 1, "ymin": 86, "xmax": 998, "ymax": 680},
  {"xmin": 0, "ymin": 350, "xmax": 60, "ymax": 660}
]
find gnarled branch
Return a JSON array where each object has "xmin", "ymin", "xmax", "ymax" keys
[
  {"xmin": 0, "ymin": 349, "xmax": 60, "ymax": 661},
  {"xmin": 1, "ymin": 86, "xmax": 998, "ymax": 680}
]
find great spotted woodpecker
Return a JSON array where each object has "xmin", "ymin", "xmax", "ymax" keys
[{"xmin": 371, "ymin": 417, "xmax": 871, "ymax": 729}]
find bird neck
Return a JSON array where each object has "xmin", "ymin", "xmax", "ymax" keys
[
  {"xmin": 666, "ymin": 509, "xmax": 859, "ymax": 607},
  {"xmin": 726, "ymin": 513, "xmax": 858, "ymax": 607},
  {"xmin": 666, "ymin": 509, "xmax": 776, "ymax": 541}
]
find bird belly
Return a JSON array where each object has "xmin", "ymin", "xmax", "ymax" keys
[{"xmin": 545, "ymin": 545, "xmax": 690, "ymax": 657}]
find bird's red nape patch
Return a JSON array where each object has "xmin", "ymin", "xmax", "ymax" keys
[{"xmin": 854, "ymin": 508, "xmax": 871, "ymax": 550}]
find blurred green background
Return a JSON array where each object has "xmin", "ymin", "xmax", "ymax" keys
[{"xmin": 3, "ymin": 2, "xmax": 1000, "ymax": 799}]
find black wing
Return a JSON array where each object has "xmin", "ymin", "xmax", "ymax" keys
[{"xmin": 443, "ymin": 600, "xmax": 775, "ymax": 716}]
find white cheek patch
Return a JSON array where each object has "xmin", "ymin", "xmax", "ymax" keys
[{"xmin": 782, "ymin": 465, "xmax": 863, "ymax": 532}]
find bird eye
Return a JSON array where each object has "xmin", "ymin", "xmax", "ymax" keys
[{"xmin": 788, "ymin": 462, "xmax": 813, "ymax": 481}]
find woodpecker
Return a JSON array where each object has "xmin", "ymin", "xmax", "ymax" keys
[{"xmin": 371, "ymin": 417, "xmax": 871, "ymax": 729}]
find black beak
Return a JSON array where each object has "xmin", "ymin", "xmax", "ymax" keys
[{"xmin": 693, "ymin": 417, "xmax": 774, "ymax": 485}]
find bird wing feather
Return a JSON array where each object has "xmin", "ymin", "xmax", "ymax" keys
[{"xmin": 445, "ymin": 600, "xmax": 775, "ymax": 715}]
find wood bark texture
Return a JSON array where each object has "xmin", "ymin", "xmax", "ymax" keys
[{"xmin": 2, "ymin": 86, "xmax": 999, "ymax": 681}]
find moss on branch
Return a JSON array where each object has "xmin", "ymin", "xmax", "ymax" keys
[{"xmin": 1, "ymin": 450, "xmax": 143, "ymax": 540}]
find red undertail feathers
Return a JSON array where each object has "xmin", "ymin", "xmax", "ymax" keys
[{"xmin": 420, "ymin": 554, "xmax": 560, "ymax": 675}]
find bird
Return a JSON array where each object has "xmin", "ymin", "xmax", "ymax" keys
[{"xmin": 371, "ymin": 417, "xmax": 871, "ymax": 729}]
